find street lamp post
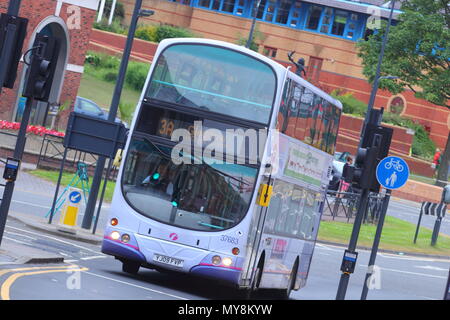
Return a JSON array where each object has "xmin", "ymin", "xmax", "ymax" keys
[
  {"xmin": 81, "ymin": 1, "xmax": 154, "ymax": 230},
  {"xmin": 246, "ymin": 0, "xmax": 261, "ymax": 49},
  {"xmin": 360, "ymin": 0, "xmax": 397, "ymax": 139}
]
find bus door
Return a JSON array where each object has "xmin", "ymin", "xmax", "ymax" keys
[{"xmin": 242, "ymin": 176, "xmax": 272, "ymax": 284}]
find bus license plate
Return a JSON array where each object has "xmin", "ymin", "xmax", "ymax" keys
[{"xmin": 153, "ymin": 254, "xmax": 184, "ymax": 268}]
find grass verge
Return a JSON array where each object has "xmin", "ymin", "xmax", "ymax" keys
[
  {"xmin": 318, "ymin": 215, "xmax": 450, "ymax": 256},
  {"xmin": 29, "ymin": 169, "xmax": 116, "ymax": 203}
]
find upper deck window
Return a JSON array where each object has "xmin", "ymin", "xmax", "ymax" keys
[{"xmin": 146, "ymin": 43, "xmax": 277, "ymax": 124}]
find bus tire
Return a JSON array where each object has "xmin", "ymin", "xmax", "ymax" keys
[
  {"xmin": 272, "ymin": 261, "xmax": 298, "ymax": 300},
  {"xmin": 122, "ymin": 260, "xmax": 140, "ymax": 274}
]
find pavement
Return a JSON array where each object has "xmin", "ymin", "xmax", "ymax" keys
[{"xmin": 0, "ymin": 160, "xmax": 106, "ymax": 265}]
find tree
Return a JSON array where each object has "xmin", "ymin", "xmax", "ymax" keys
[{"xmin": 357, "ymin": 0, "xmax": 450, "ymax": 185}]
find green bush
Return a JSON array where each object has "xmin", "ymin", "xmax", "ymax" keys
[
  {"xmin": 118, "ymin": 102, "xmax": 136, "ymax": 124},
  {"xmin": 93, "ymin": 18, "xmax": 128, "ymax": 35},
  {"xmin": 103, "ymin": 71, "xmax": 118, "ymax": 82},
  {"xmin": 382, "ymin": 112, "xmax": 436, "ymax": 160},
  {"xmin": 135, "ymin": 25, "xmax": 157, "ymax": 42},
  {"xmin": 125, "ymin": 62, "xmax": 150, "ymax": 91},
  {"xmin": 330, "ymin": 90, "xmax": 367, "ymax": 116},
  {"xmin": 154, "ymin": 25, "xmax": 196, "ymax": 42}
]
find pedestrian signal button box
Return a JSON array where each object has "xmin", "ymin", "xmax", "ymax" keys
[
  {"xmin": 340, "ymin": 250, "xmax": 358, "ymax": 274},
  {"xmin": 3, "ymin": 158, "xmax": 20, "ymax": 182}
]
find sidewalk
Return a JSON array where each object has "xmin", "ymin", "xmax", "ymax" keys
[{"xmin": 0, "ymin": 162, "xmax": 106, "ymax": 265}]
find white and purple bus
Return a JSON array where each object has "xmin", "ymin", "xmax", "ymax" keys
[{"xmin": 102, "ymin": 38, "xmax": 342, "ymax": 299}]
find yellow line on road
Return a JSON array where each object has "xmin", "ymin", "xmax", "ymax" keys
[{"xmin": 0, "ymin": 265, "xmax": 88, "ymax": 300}]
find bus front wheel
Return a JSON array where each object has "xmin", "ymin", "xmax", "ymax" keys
[{"xmin": 122, "ymin": 260, "xmax": 140, "ymax": 274}]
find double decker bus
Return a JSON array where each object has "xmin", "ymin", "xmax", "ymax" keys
[{"xmin": 102, "ymin": 38, "xmax": 342, "ymax": 298}]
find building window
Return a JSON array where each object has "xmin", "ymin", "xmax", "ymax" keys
[
  {"xmin": 263, "ymin": 46, "xmax": 277, "ymax": 58},
  {"xmin": 221, "ymin": 0, "xmax": 235, "ymax": 12},
  {"xmin": 275, "ymin": 0, "xmax": 291, "ymax": 24},
  {"xmin": 306, "ymin": 5, "xmax": 323, "ymax": 30},
  {"xmin": 331, "ymin": 10, "xmax": 348, "ymax": 36},
  {"xmin": 198, "ymin": 0, "xmax": 211, "ymax": 8}
]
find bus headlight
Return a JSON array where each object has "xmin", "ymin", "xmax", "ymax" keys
[
  {"xmin": 110, "ymin": 231, "xmax": 120, "ymax": 240},
  {"xmin": 222, "ymin": 257, "xmax": 233, "ymax": 267},
  {"xmin": 212, "ymin": 255, "xmax": 221, "ymax": 265}
]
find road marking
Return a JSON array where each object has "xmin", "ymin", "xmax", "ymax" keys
[
  {"xmin": 11, "ymin": 200, "xmax": 51, "ymax": 209},
  {"xmin": 379, "ymin": 266, "xmax": 447, "ymax": 279},
  {"xmin": 80, "ymin": 256, "xmax": 107, "ymax": 261},
  {"xmin": 5, "ymin": 226, "xmax": 103, "ymax": 255},
  {"xmin": 83, "ymin": 271, "xmax": 189, "ymax": 300},
  {"xmin": 414, "ymin": 265, "xmax": 449, "ymax": 272},
  {"xmin": 2, "ymin": 236, "xmax": 30, "ymax": 246},
  {"xmin": 0, "ymin": 264, "xmax": 80, "ymax": 277},
  {"xmin": 4, "ymin": 231, "xmax": 37, "ymax": 240},
  {"xmin": 1, "ymin": 266, "xmax": 88, "ymax": 300}
]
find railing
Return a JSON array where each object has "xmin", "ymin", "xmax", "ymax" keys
[{"xmin": 323, "ymin": 189, "xmax": 386, "ymax": 224}]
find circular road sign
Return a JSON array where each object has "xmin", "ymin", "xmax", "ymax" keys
[{"xmin": 376, "ymin": 156, "xmax": 410, "ymax": 190}]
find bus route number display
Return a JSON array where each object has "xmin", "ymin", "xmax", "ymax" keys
[{"xmin": 157, "ymin": 117, "xmax": 194, "ymax": 138}]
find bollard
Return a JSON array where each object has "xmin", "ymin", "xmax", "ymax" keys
[{"xmin": 58, "ymin": 187, "xmax": 82, "ymax": 234}]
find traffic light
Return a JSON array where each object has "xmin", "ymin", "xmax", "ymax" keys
[
  {"xmin": 23, "ymin": 33, "xmax": 60, "ymax": 101},
  {"xmin": 352, "ymin": 144, "xmax": 380, "ymax": 190},
  {"xmin": 0, "ymin": 14, "xmax": 28, "ymax": 89}
]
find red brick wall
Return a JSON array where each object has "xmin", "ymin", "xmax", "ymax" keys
[{"xmin": 0, "ymin": 0, "xmax": 97, "ymax": 127}]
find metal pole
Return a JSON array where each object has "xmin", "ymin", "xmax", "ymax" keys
[
  {"xmin": 413, "ymin": 202, "xmax": 425, "ymax": 244},
  {"xmin": 359, "ymin": 0, "xmax": 396, "ymax": 147},
  {"xmin": 361, "ymin": 189, "xmax": 391, "ymax": 300},
  {"xmin": 246, "ymin": 0, "xmax": 261, "ymax": 49},
  {"xmin": 92, "ymin": 158, "xmax": 113, "ymax": 235},
  {"xmin": 82, "ymin": 0, "xmax": 143, "ymax": 230},
  {"xmin": 336, "ymin": 187, "xmax": 370, "ymax": 300},
  {"xmin": 0, "ymin": 97, "xmax": 33, "ymax": 246},
  {"xmin": 48, "ymin": 148, "xmax": 69, "ymax": 224},
  {"xmin": 431, "ymin": 216, "xmax": 442, "ymax": 246}
]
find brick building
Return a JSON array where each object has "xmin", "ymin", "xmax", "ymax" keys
[
  {"xmin": 0, "ymin": 0, "xmax": 99, "ymax": 127},
  {"xmin": 122, "ymin": 0, "xmax": 450, "ymax": 149}
]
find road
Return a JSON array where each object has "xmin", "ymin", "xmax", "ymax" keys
[
  {"xmin": 1, "ymin": 174, "xmax": 449, "ymax": 300},
  {"xmin": 0, "ymin": 218, "xmax": 448, "ymax": 300}
]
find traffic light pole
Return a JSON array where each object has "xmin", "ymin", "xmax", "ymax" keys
[
  {"xmin": 336, "ymin": 187, "xmax": 370, "ymax": 300},
  {"xmin": 0, "ymin": 0, "xmax": 23, "ymax": 246},
  {"xmin": 0, "ymin": 98, "xmax": 35, "ymax": 246},
  {"xmin": 361, "ymin": 188, "xmax": 391, "ymax": 300},
  {"xmin": 81, "ymin": 0, "xmax": 143, "ymax": 230}
]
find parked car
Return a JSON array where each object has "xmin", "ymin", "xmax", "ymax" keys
[
  {"xmin": 74, "ymin": 96, "xmax": 127, "ymax": 127},
  {"xmin": 328, "ymin": 151, "xmax": 352, "ymax": 192}
]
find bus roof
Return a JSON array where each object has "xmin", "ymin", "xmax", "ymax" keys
[{"xmin": 158, "ymin": 38, "xmax": 343, "ymax": 110}]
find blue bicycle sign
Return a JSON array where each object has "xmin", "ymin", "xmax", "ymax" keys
[
  {"xmin": 376, "ymin": 156, "xmax": 410, "ymax": 190},
  {"xmin": 383, "ymin": 158, "xmax": 405, "ymax": 172}
]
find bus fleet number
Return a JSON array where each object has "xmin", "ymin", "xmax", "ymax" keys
[{"xmin": 220, "ymin": 235, "xmax": 239, "ymax": 245}]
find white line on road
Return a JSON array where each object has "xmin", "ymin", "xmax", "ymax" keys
[
  {"xmin": 5, "ymin": 225, "xmax": 103, "ymax": 255},
  {"xmin": 82, "ymin": 271, "xmax": 189, "ymax": 300},
  {"xmin": 379, "ymin": 266, "xmax": 448, "ymax": 279},
  {"xmin": 11, "ymin": 200, "xmax": 51, "ymax": 209},
  {"xmin": 80, "ymin": 256, "xmax": 107, "ymax": 261},
  {"xmin": 4, "ymin": 231, "xmax": 37, "ymax": 240},
  {"xmin": 3, "ymin": 236, "xmax": 31, "ymax": 246}
]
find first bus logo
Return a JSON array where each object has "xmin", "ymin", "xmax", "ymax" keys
[{"xmin": 169, "ymin": 233, "xmax": 179, "ymax": 241}]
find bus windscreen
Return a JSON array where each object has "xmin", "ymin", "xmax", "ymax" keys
[{"xmin": 146, "ymin": 44, "xmax": 276, "ymax": 124}]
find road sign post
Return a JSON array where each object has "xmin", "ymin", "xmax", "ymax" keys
[{"xmin": 361, "ymin": 156, "xmax": 409, "ymax": 300}]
